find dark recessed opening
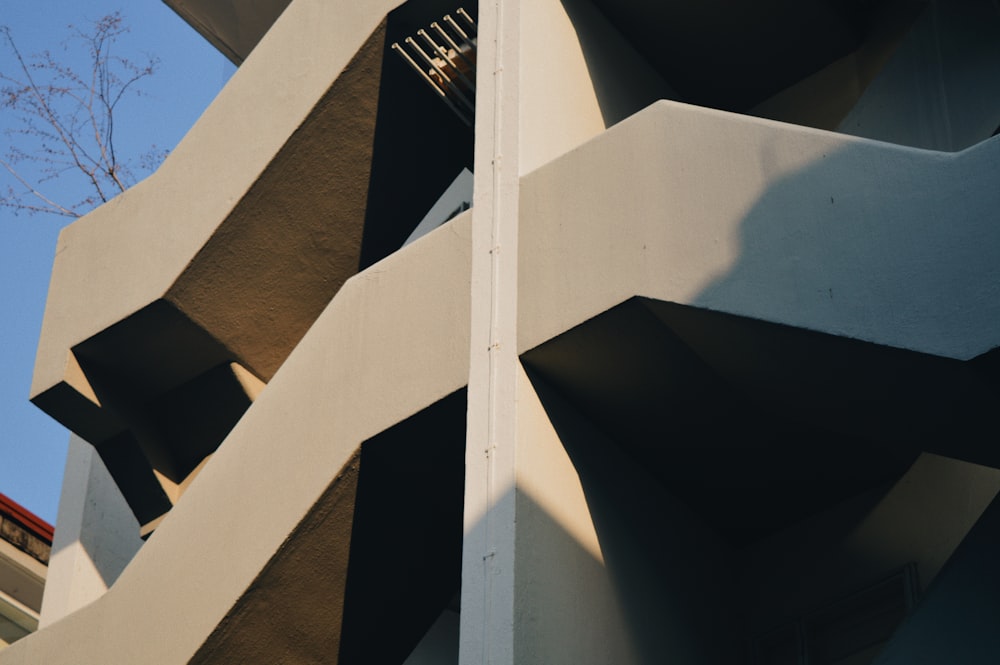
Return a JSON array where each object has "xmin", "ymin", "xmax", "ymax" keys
[{"xmin": 338, "ymin": 388, "xmax": 467, "ymax": 665}]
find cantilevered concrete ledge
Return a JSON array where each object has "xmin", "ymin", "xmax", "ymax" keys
[
  {"xmin": 1, "ymin": 212, "xmax": 472, "ymax": 664},
  {"xmin": 30, "ymin": 0, "xmax": 406, "ymax": 524},
  {"xmin": 519, "ymin": 99, "xmax": 1000, "ymax": 361},
  {"xmin": 163, "ymin": 0, "xmax": 293, "ymax": 64},
  {"xmin": 34, "ymin": 0, "xmax": 403, "ymax": 404},
  {"xmin": 519, "ymin": 99, "xmax": 1000, "ymax": 473}
]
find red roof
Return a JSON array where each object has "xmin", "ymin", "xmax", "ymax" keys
[{"xmin": 0, "ymin": 492, "xmax": 54, "ymax": 543}]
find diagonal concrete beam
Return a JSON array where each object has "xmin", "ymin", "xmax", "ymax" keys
[
  {"xmin": 1, "ymin": 210, "xmax": 472, "ymax": 664},
  {"xmin": 29, "ymin": 0, "xmax": 406, "ymax": 527},
  {"xmin": 519, "ymin": 99, "xmax": 1000, "ymax": 361}
]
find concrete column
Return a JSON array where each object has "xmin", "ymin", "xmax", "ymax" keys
[
  {"xmin": 461, "ymin": 2, "xmax": 675, "ymax": 661},
  {"xmin": 39, "ymin": 435, "xmax": 142, "ymax": 627},
  {"xmin": 460, "ymin": 0, "xmax": 522, "ymax": 660}
]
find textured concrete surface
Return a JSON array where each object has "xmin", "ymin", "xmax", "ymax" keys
[
  {"xmin": 32, "ymin": 0, "xmax": 403, "ymax": 438},
  {"xmin": 1, "ymin": 212, "xmax": 472, "ymax": 664},
  {"xmin": 17, "ymin": 1, "xmax": 1000, "ymax": 662},
  {"xmin": 519, "ymin": 100, "xmax": 1000, "ymax": 360},
  {"xmin": 39, "ymin": 435, "xmax": 142, "ymax": 628},
  {"xmin": 30, "ymin": 0, "xmax": 404, "ymax": 533}
]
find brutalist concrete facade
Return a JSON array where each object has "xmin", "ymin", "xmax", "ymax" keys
[{"xmin": 5, "ymin": 0, "xmax": 1000, "ymax": 663}]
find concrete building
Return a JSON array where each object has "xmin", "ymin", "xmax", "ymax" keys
[
  {"xmin": 0, "ymin": 494, "xmax": 50, "ymax": 649},
  {"xmin": 3, "ymin": 0, "xmax": 1000, "ymax": 663}
]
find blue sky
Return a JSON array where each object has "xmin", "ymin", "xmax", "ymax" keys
[{"xmin": 0, "ymin": 1, "xmax": 232, "ymax": 523}]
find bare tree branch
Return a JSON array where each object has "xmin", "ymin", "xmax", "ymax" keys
[
  {"xmin": 0, "ymin": 12, "xmax": 166, "ymax": 218},
  {"xmin": 0, "ymin": 156, "xmax": 77, "ymax": 217}
]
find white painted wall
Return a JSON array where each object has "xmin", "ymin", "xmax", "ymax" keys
[
  {"xmin": 519, "ymin": 0, "xmax": 674, "ymax": 174},
  {"xmin": 514, "ymin": 366, "xmax": 737, "ymax": 665},
  {"xmin": 39, "ymin": 435, "xmax": 143, "ymax": 628}
]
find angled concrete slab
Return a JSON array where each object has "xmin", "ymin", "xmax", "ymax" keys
[
  {"xmin": 163, "ymin": 0, "xmax": 293, "ymax": 63},
  {"xmin": 519, "ymin": 100, "xmax": 1000, "ymax": 361},
  {"xmin": 31, "ymin": 0, "xmax": 406, "ymax": 529},
  {"xmin": 2, "ymin": 211, "xmax": 472, "ymax": 664}
]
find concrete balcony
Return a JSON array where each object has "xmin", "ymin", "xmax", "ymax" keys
[
  {"xmin": 13, "ymin": 0, "xmax": 1000, "ymax": 662},
  {"xmin": 520, "ymin": 99, "xmax": 1000, "ymax": 361},
  {"xmin": 514, "ymin": 99, "xmax": 1000, "ymax": 662},
  {"xmin": 7, "ymin": 207, "xmax": 472, "ymax": 663},
  {"xmin": 30, "ymin": 0, "xmax": 474, "ymax": 533}
]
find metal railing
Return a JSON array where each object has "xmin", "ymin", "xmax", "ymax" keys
[{"xmin": 392, "ymin": 8, "xmax": 477, "ymax": 127}]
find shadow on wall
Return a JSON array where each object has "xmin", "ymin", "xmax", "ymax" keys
[
  {"xmin": 688, "ymin": 134, "xmax": 1000, "ymax": 365},
  {"xmin": 43, "ymin": 435, "xmax": 143, "ymax": 629},
  {"xmin": 522, "ymin": 368, "xmax": 740, "ymax": 665},
  {"xmin": 517, "ymin": 90, "xmax": 1000, "ymax": 660},
  {"xmin": 557, "ymin": 0, "xmax": 677, "ymax": 128},
  {"xmin": 185, "ymin": 389, "xmax": 468, "ymax": 665},
  {"xmin": 657, "ymin": 133, "xmax": 1000, "ymax": 661},
  {"xmin": 523, "ymin": 342, "xmax": 1000, "ymax": 664},
  {"xmin": 338, "ymin": 389, "xmax": 468, "ymax": 665},
  {"xmin": 184, "ymin": 378, "xmax": 731, "ymax": 665},
  {"xmin": 679, "ymin": 131, "xmax": 1000, "ymax": 464},
  {"xmin": 674, "ymin": 133, "xmax": 1000, "ymax": 662},
  {"xmin": 519, "ymin": 367, "xmax": 977, "ymax": 665},
  {"xmin": 871, "ymin": 491, "xmax": 1000, "ymax": 664}
]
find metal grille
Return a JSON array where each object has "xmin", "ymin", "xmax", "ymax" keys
[{"xmin": 392, "ymin": 8, "xmax": 477, "ymax": 127}]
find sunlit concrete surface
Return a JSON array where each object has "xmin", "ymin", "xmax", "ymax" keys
[
  {"xmin": 3, "ymin": 213, "xmax": 471, "ymax": 664},
  {"xmin": 30, "ymin": 0, "xmax": 404, "ymax": 532},
  {"xmin": 519, "ymin": 100, "xmax": 1000, "ymax": 361},
  {"xmin": 11, "ymin": 0, "xmax": 1000, "ymax": 662}
]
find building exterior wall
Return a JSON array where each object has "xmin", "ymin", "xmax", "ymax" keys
[
  {"xmin": 0, "ymin": 494, "xmax": 50, "ymax": 649},
  {"xmin": 39, "ymin": 435, "xmax": 142, "ymax": 628},
  {"xmin": 4, "ymin": 0, "xmax": 1000, "ymax": 663}
]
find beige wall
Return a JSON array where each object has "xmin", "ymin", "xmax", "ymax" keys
[
  {"xmin": 12, "ymin": 0, "xmax": 1000, "ymax": 662},
  {"xmin": 519, "ymin": 0, "xmax": 673, "ymax": 174},
  {"xmin": 0, "ymin": 211, "xmax": 472, "ymax": 664},
  {"xmin": 515, "ymin": 365, "xmax": 737, "ymax": 664},
  {"xmin": 519, "ymin": 100, "xmax": 1000, "ymax": 361},
  {"xmin": 40, "ymin": 435, "xmax": 142, "ymax": 628}
]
